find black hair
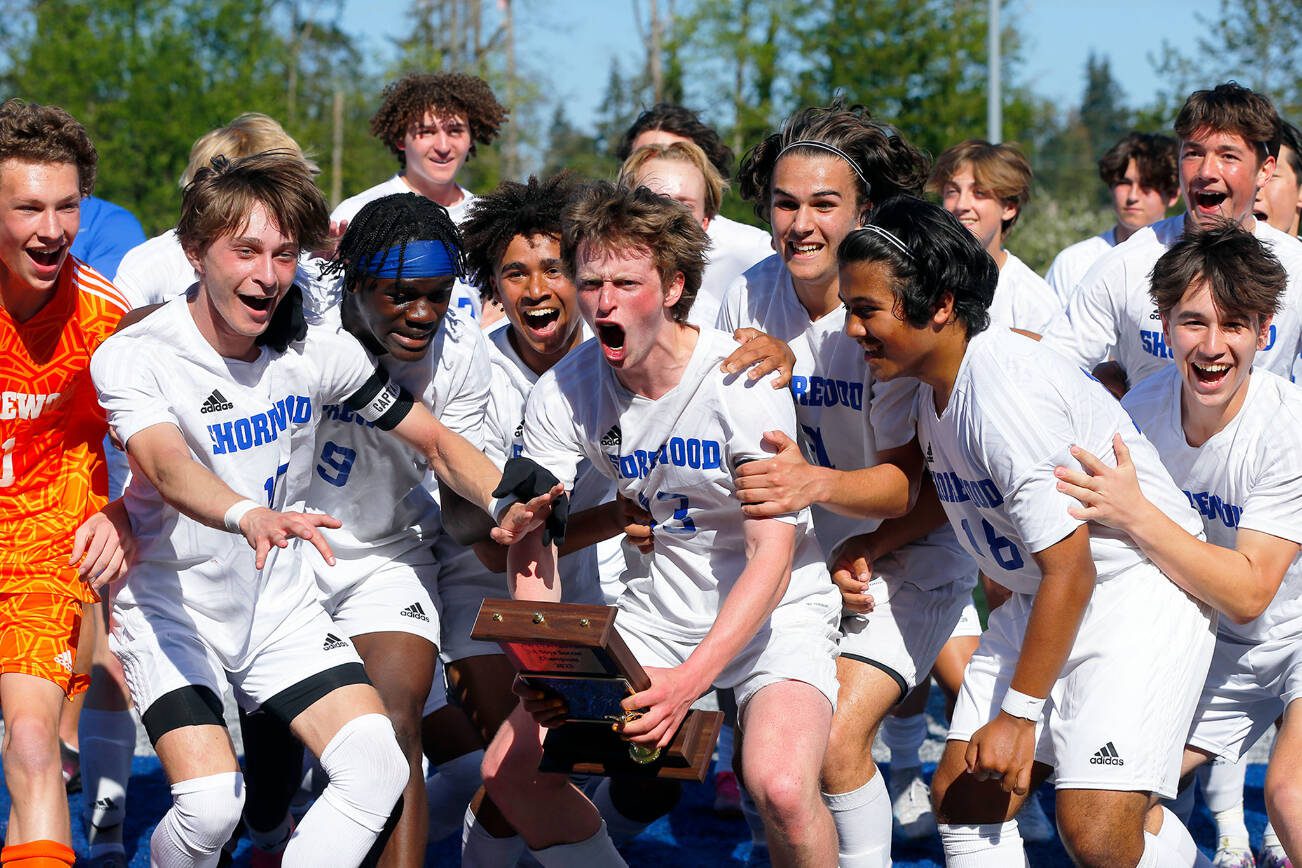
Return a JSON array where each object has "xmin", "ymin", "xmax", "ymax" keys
[
  {"xmin": 324, "ymin": 193, "xmax": 465, "ymax": 292},
  {"xmin": 1280, "ymin": 120, "xmax": 1302, "ymax": 180},
  {"xmin": 461, "ymin": 173, "xmax": 579, "ymax": 302},
  {"xmin": 838, "ymin": 196, "xmax": 998, "ymax": 337},
  {"xmin": 617, "ymin": 103, "xmax": 734, "ymax": 180}
]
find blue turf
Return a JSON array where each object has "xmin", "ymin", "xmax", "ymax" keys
[{"xmin": 0, "ymin": 757, "xmax": 1267, "ymax": 866}]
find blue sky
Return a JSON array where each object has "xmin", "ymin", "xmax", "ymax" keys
[{"xmin": 341, "ymin": 0, "xmax": 1218, "ymax": 131}]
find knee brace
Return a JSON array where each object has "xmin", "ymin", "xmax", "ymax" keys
[
  {"xmin": 316, "ymin": 713, "xmax": 407, "ymax": 834},
  {"xmin": 164, "ymin": 772, "xmax": 246, "ymax": 857}
]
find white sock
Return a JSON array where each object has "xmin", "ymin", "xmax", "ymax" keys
[
  {"xmin": 591, "ymin": 778, "xmax": 651, "ymax": 846},
  {"xmin": 528, "ymin": 821, "xmax": 626, "ymax": 868},
  {"xmin": 823, "ymin": 774, "xmax": 891, "ymax": 868},
  {"xmin": 1264, "ymin": 819, "xmax": 1282, "ymax": 849},
  {"xmin": 938, "ymin": 820, "xmax": 1026, "ymax": 867},
  {"xmin": 80, "ymin": 708, "xmax": 136, "ymax": 854},
  {"xmin": 150, "ymin": 772, "xmax": 245, "ymax": 868},
  {"xmin": 248, "ymin": 812, "xmax": 293, "ymax": 854},
  {"xmin": 1201, "ymin": 758, "xmax": 1249, "ymax": 848},
  {"xmin": 1138, "ymin": 833, "xmax": 1162, "ymax": 868},
  {"xmin": 461, "ymin": 805, "xmax": 526, "ymax": 868},
  {"xmin": 1151, "ymin": 806, "xmax": 1213, "ymax": 867},
  {"xmin": 427, "ymin": 750, "xmax": 484, "ymax": 843},
  {"xmin": 716, "ymin": 723, "xmax": 735, "ymax": 774},
  {"xmin": 882, "ymin": 713, "xmax": 927, "ymax": 771}
]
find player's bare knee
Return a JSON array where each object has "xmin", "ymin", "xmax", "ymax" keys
[
  {"xmin": 1056, "ymin": 806, "xmax": 1137, "ymax": 868},
  {"xmin": 1, "ymin": 713, "xmax": 60, "ymax": 779},
  {"xmin": 1265, "ymin": 768, "xmax": 1302, "ymax": 827},
  {"xmin": 749, "ymin": 765, "xmax": 818, "ymax": 830},
  {"xmin": 820, "ymin": 723, "xmax": 876, "ymax": 789}
]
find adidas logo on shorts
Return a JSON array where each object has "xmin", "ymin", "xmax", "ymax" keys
[
  {"xmin": 600, "ymin": 425, "xmax": 622, "ymax": 449},
  {"xmin": 400, "ymin": 602, "xmax": 430, "ymax": 622},
  {"xmin": 53, "ymin": 650, "xmax": 73, "ymax": 672},
  {"xmin": 1089, "ymin": 742, "xmax": 1124, "ymax": 766},
  {"xmin": 200, "ymin": 389, "xmax": 234, "ymax": 414},
  {"xmin": 322, "ymin": 632, "xmax": 347, "ymax": 651},
  {"xmin": 93, "ymin": 796, "xmax": 117, "ymax": 812}
]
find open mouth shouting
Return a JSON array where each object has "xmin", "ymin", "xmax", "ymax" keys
[
  {"xmin": 522, "ymin": 305, "xmax": 562, "ymax": 339},
  {"xmin": 1189, "ymin": 359, "xmax": 1232, "ymax": 390},
  {"xmin": 786, "ymin": 240, "xmax": 824, "ymax": 262},
  {"xmin": 597, "ymin": 322, "xmax": 627, "ymax": 364},
  {"xmin": 24, "ymin": 244, "xmax": 66, "ymax": 281},
  {"xmin": 1191, "ymin": 189, "xmax": 1228, "ymax": 217}
]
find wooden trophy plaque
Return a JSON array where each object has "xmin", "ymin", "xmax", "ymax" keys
[{"xmin": 471, "ymin": 599, "xmax": 723, "ymax": 781}]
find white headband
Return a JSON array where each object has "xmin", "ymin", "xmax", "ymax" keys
[
  {"xmin": 776, "ymin": 139, "xmax": 872, "ymax": 196},
  {"xmin": 861, "ymin": 224, "xmax": 913, "ymax": 259}
]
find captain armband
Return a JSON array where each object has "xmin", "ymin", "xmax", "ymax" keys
[{"xmin": 344, "ymin": 371, "xmax": 413, "ymax": 431}]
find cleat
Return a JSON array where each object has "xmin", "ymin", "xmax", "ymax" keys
[
  {"xmin": 60, "ymin": 740, "xmax": 81, "ymax": 794},
  {"xmin": 887, "ymin": 766, "xmax": 936, "ymax": 840},
  {"xmin": 1212, "ymin": 842, "xmax": 1256, "ymax": 868},
  {"xmin": 713, "ymin": 770, "xmax": 742, "ymax": 818},
  {"xmin": 1259, "ymin": 846, "xmax": 1292, "ymax": 868},
  {"xmin": 1015, "ymin": 792, "xmax": 1055, "ymax": 843}
]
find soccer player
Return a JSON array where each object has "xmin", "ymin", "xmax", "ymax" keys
[
  {"xmin": 716, "ymin": 101, "xmax": 976, "ymax": 865},
  {"xmin": 928, "ymin": 140, "xmax": 1060, "ymax": 335},
  {"xmin": 618, "ymin": 103, "xmax": 774, "ymax": 297},
  {"xmin": 478, "ymin": 182, "xmax": 841, "ymax": 866},
  {"xmin": 1042, "ymin": 82, "xmax": 1302, "ymax": 393},
  {"xmin": 618, "ymin": 140, "xmax": 735, "ymax": 327},
  {"xmin": 1254, "ymin": 120, "xmax": 1302, "ymax": 237},
  {"xmin": 0, "ymin": 98, "xmax": 132, "ymax": 868},
  {"xmin": 114, "ymin": 112, "xmax": 320, "ymax": 310},
  {"xmin": 235, "ymin": 191, "xmax": 494, "ymax": 866},
  {"xmin": 1054, "ymin": 226, "xmax": 1302, "ymax": 867},
  {"xmin": 837, "ymin": 195, "xmax": 1216, "ymax": 867},
  {"xmin": 89, "ymin": 151, "xmax": 551, "ymax": 867},
  {"xmin": 329, "ymin": 72, "xmax": 509, "ymax": 323},
  {"xmin": 1045, "ymin": 132, "xmax": 1179, "ymax": 304}
]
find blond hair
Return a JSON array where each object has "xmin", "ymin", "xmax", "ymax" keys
[
  {"xmin": 928, "ymin": 140, "xmax": 1033, "ymax": 234},
  {"xmin": 180, "ymin": 113, "xmax": 318, "ymax": 188},
  {"xmin": 618, "ymin": 140, "xmax": 727, "ymax": 219}
]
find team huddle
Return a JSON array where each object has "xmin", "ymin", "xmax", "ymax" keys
[{"xmin": 1, "ymin": 70, "xmax": 1300, "ymax": 868}]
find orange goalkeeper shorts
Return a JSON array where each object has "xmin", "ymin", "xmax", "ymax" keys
[{"xmin": 0, "ymin": 593, "xmax": 88, "ymax": 697}]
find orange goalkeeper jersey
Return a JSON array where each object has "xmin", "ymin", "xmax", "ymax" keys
[{"xmin": 1, "ymin": 257, "xmax": 128, "ymax": 602}]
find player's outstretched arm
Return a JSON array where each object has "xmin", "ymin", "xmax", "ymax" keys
[
  {"xmin": 388, "ymin": 404, "xmax": 557, "ymax": 543},
  {"xmin": 621, "ymin": 516, "xmax": 796, "ymax": 749},
  {"xmin": 125, "ymin": 422, "xmax": 341, "ymax": 570},
  {"xmin": 734, "ymin": 434, "xmax": 922, "ymax": 520},
  {"xmin": 720, "ymin": 328, "xmax": 797, "ymax": 388},
  {"xmin": 506, "ymin": 524, "xmax": 562, "ymax": 604},
  {"xmin": 965, "ymin": 525, "xmax": 1095, "ymax": 796},
  {"xmin": 1057, "ymin": 433, "xmax": 1297, "ymax": 623}
]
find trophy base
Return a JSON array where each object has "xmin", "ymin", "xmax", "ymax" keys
[{"xmin": 538, "ymin": 708, "xmax": 725, "ymax": 782}]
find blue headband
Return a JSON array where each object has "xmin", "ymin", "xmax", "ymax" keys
[{"xmin": 358, "ymin": 239, "xmax": 460, "ymax": 279}]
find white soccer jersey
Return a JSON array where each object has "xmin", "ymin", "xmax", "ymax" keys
[
  {"xmin": 521, "ymin": 328, "xmax": 836, "ymax": 642},
  {"xmin": 307, "ymin": 307, "xmax": 489, "ymax": 577},
  {"xmin": 433, "ymin": 325, "xmax": 612, "ymax": 607},
  {"xmin": 1045, "ymin": 229, "xmax": 1116, "ymax": 306},
  {"xmin": 1123, "ymin": 367, "xmax": 1302, "ymax": 642},
  {"xmin": 990, "ymin": 252, "xmax": 1060, "ymax": 336},
  {"xmin": 92, "ymin": 295, "xmax": 400, "ymax": 664},
  {"xmin": 716, "ymin": 255, "xmax": 971, "ymax": 588},
  {"xmin": 690, "ymin": 215, "xmax": 775, "ymax": 329},
  {"xmin": 318, "ymin": 176, "xmax": 480, "ymax": 321},
  {"xmin": 1042, "ymin": 215, "xmax": 1302, "ymax": 386},
  {"xmin": 916, "ymin": 329, "xmax": 1203, "ymax": 595}
]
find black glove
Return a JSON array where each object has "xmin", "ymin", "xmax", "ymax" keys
[
  {"xmin": 492, "ymin": 457, "xmax": 570, "ymax": 547},
  {"xmin": 257, "ymin": 284, "xmax": 308, "ymax": 352}
]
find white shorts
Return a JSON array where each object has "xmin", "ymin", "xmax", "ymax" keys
[
  {"xmin": 320, "ymin": 551, "xmax": 441, "ymax": 647},
  {"xmin": 951, "ymin": 601, "xmax": 983, "ymax": 638},
  {"xmin": 617, "ymin": 596, "xmax": 840, "ymax": 718},
  {"xmin": 949, "ymin": 563, "xmax": 1215, "ymax": 799},
  {"xmin": 112, "ymin": 601, "xmax": 366, "ymax": 720},
  {"xmin": 422, "ymin": 657, "xmax": 450, "ymax": 718},
  {"xmin": 839, "ymin": 575, "xmax": 972, "ymax": 696},
  {"xmin": 1186, "ymin": 631, "xmax": 1302, "ymax": 762}
]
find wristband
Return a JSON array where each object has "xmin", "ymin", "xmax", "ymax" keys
[
  {"xmin": 223, "ymin": 499, "xmax": 260, "ymax": 534},
  {"xmin": 489, "ymin": 495, "xmax": 518, "ymax": 524},
  {"xmin": 1000, "ymin": 688, "xmax": 1046, "ymax": 722}
]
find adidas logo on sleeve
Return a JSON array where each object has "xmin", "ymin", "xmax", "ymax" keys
[
  {"xmin": 322, "ymin": 632, "xmax": 348, "ymax": 651},
  {"xmin": 1089, "ymin": 742, "xmax": 1124, "ymax": 766},
  {"xmin": 399, "ymin": 602, "xmax": 430, "ymax": 622},
  {"xmin": 200, "ymin": 389, "xmax": 235, "ymax": 414}
]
